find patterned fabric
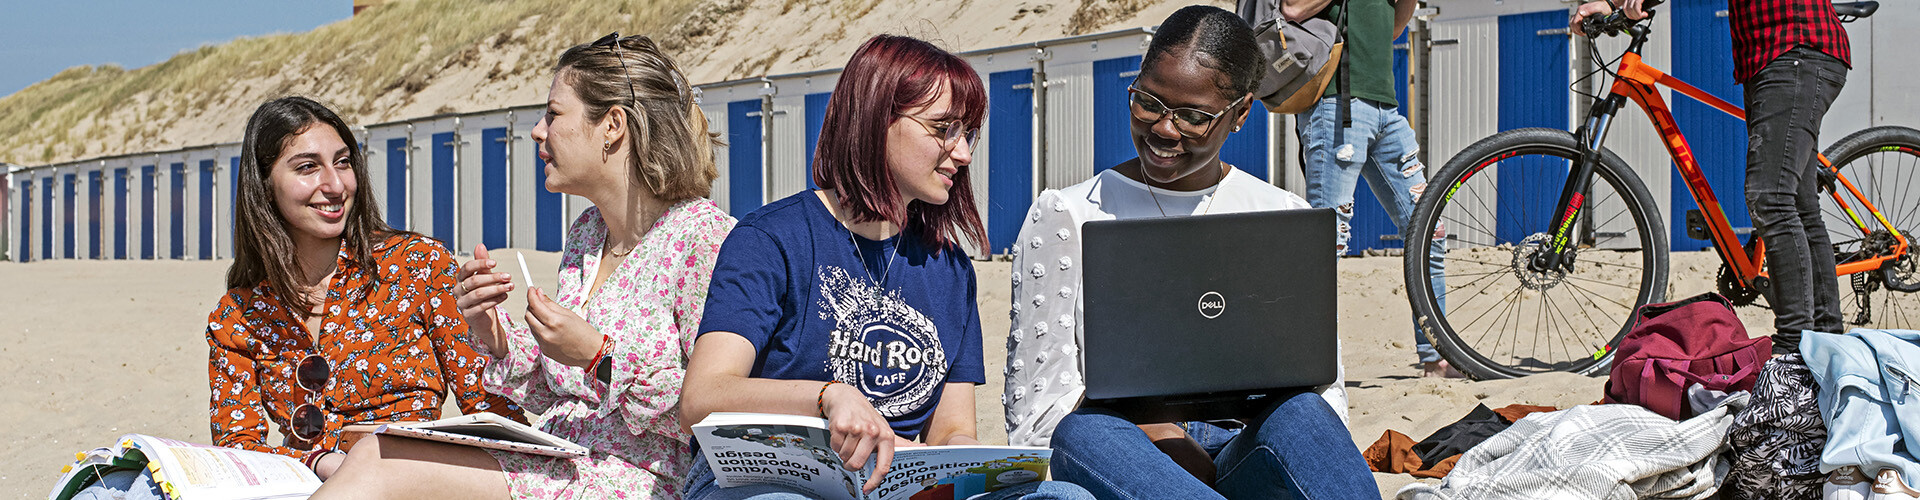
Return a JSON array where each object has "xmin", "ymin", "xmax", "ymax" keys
[
  {"xmin": 1396, "ymin": 394, "xmax": 1748, "ymax": 500},
  {"xmin": 481, "ymin": 199, "xmax": 734, "ymax": 500},
  {"xmin": 1729, "ymin": 0, "xmax": 1851, "ymax": 83},
  {"xmin": 1723, "ymin": 354, "xmax": 1828, "ymax": 500},
  {"xmin": 206, "ymin": 233, "xmax": 523, "ymax": 460}
]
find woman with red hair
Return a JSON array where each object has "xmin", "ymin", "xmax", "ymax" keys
[{"xmin": 680, "ymin": 34, "xmax": 1092, "ymax": 500}]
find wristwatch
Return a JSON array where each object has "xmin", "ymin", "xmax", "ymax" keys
[{"xmin": 593, "ymin": 353, "xmax": 613, "ymax": 384}]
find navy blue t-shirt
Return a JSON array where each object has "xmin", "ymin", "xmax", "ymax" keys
[{"xmin": 698, "ymin": 191, "xmax": 986, "ymax": 439}]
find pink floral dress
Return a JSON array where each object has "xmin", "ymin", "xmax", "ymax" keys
[{"xmin": 479, "ymin": 199, "xmax": 734, "ymax": 499}]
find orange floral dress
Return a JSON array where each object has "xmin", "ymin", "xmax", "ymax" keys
[{"xmin": 205, "ymin": 233, "xmax": 524, "ymax": 460}]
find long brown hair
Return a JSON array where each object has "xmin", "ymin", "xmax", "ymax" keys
[
  {"xmin": 226, "ymin": 96, "xmax": 393, "ymax": 316},
  {"xmin": 554, "ymin": 34, "xmax": 719, "ymax": 201}
]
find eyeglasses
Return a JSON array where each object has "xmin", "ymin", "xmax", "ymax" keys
[
  {"xmin": 289, "ymin": 353, "xmax": 331, "ymax": 445},
  {"xmin": 590, "ymin": 32, "xmax": 639, "ymax": 106},
  {"xmin": 897, "ymin": 114, "xmax": 978, "ymax": 151},
  {"xmin": 1127, "ymin": 83, "xmax": 1247, "ymax": 139}
]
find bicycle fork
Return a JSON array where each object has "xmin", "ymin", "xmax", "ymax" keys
[{"xmin": 1529, "ymin": 94, "xmax": 1628, "ymax": 274}]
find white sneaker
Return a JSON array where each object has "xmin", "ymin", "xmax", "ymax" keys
[
  {"xmin": 1871, "ymin": 468, "xmax": 1920, "ymax": 500},
  {"xmin": 1827, "ymin": 466, "xmax": 1870, "ymax": 500}
]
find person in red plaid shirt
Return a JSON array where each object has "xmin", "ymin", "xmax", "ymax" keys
[{"xmin": 1574, "ymin": 2, "xmax": 1856, "ymax": 498}]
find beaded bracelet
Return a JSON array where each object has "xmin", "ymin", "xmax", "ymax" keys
[{"xmin": 817, "ymin": 380, "xmax": 843, "ymax": 418}]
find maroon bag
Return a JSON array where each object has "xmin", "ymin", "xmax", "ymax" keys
[{"xmin": 1602, "ymin": 293, "xmax": 1770, "ymax": 420}]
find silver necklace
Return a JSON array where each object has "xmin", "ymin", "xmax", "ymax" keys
[
  {"xmin": 844, "ymin": 219, "xmax": 901, "ymax": 305},
  {"xmin": 1146, "ymin": 162, "xmax": 1227, "ymax": 217}
]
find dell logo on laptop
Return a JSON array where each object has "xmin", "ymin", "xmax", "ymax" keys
[{"xmin": 1198, "ymin": 291, "xmax": 1225, "ymax": 319}]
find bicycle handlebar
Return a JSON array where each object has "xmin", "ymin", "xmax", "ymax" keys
[{"xmin": 1580, "ymin": 10, "xmax": 1640, "ymax": 38}]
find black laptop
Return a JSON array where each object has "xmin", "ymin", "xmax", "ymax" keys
[{"xmin": 1078, "ymin": 208, "xmax": 1339, "ymax": 424}]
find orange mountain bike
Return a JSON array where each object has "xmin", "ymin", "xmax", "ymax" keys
[{"xmin": 1402, "ymin": 3, "xmax": 1920, "ymax": 379}]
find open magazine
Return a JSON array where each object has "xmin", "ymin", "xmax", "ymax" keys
[
  {"xmin": 47, "ymin": 434, "xmax": 319, "ymax": 500},
  {"xmin": 693, "ymin": 412, "xmax": 1051, "ymax": 500},
  {"xmin": 343, "ymin": 412, "xmax": 586, "ymax": 458}
]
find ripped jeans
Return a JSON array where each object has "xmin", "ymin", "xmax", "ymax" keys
[{"xmin": 1299, "ymin": 96, "xmax": 1446, "ymax": 364}]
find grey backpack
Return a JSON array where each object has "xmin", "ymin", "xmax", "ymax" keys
[{"xmin": 1237, "ymin": 0, "xmax": 1348, "ymax": 115}]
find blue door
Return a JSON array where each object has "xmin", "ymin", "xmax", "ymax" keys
[
  {"xmin": 1497, "ymin": 11, "xmax": 1572, "ymax": 243},
  {"xmin": 141, "ymin": 165, "xmax": 155, "ymax": 259},
  {"xmin": 533, "ymin": 152, "xmax": 562, "ymax": 251},
  {"xmin": 1671, "ymin": 0, "xmax": 1747, "ymax": 251},
  {"xmin": 1093, "ymin": 56, "xmax": 1143, "ymax": 175},
  {"xmin": 63, "ymin": 174, "xmax": 76, "ymax": 259},
  {"xmin": 20, "ymin": 180, "xmax": 30, "ymax": 262},
  {"xmin": 88, "ymin": 171, "xmax": 103, "ymax": 259},
  {"xmin": 386, "ymin": 137, "xmax": 408, "ymax": 230},
  {"xmin": 199, "ymin": 159, "xmax": 215, "ymax": 259},
  {"xmin": 229, "ymin": 156, "xmax": 239, "ymax": 256},
  {"xmin": 433, "ymin": 132, "xmax": 455, "ymax": 243},
  {"xmin": 114, "ymin": 169, "xmax": 128, "ymax": 259},
  {"xmin": 170, "ymin": 163, "xmax": 186, "ymax": 259},
  {"xmin": 41, "ymin": 180, "xmax": 52, "ymax": 260},
  {"xmin": 728, "ymin": 99, "xmax": 763, "ymax": 214},
  {"xmin": 482, "ymin": 127, "xmax": 509, "ymax": 250},
  {"xmin": 805, "ymin": 92, "xmax": 832, "ymax": 191},
  {"xmin": 988, "ymin": 69, "xmax": 1036, "ymax": 254},
  {"xmin": 1342, "ymin": 31, "xmax": 1417, "ymax": 254}
]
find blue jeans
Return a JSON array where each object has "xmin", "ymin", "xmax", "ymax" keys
[
  {"xmin": 71, "ymin": 469, "xmax": 164, "ymax": 500},
  {"xmin": 684, "ymin": 448, "xmax": 1096, "ymax": 500},
  {"xmin": 1050, "ymin": 391, "xmax": 1377, "ymax": 500},
  {"xmin": 1299, "ymin": 96, "xmax": 1446, "ymax": 364},
  {"xmin": 1803, "ymin": 329, "xmax": 1920, "ymax": 483}
]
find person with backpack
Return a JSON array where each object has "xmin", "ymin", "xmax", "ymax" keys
[
  {"xmin": 1268, "ymin": 0, "xmax": 1458, "ymax": 378},
  {"xmin": 1572, "ymin": 1, "xmax": 1852, "ymax": 496}
]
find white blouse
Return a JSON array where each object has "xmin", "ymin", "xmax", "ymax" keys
[{"xmin": 1002, "ymin": 167, "xmax": 1349, "ymax": 447}]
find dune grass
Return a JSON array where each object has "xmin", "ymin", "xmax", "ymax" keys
[{"xmin": 0, "ymin": 0, "xmax": 705, "ymax": 164}]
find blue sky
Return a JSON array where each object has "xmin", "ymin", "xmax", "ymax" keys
[{"xmin": 0, "ymin": 1, "xmax": 350, "ymax": 98}]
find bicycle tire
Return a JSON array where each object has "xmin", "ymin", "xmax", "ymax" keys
[
  {"xmin": 1820, "ymin": 125, "xmax": 1920, "ymax": 328},
  {"xmin": 1405, "ymin": 128, "xmax": 1669, "ymax": 379}
]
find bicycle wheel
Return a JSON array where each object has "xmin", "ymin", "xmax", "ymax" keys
[
  {"xmin": 1405, "ymin": 128, "xmax": 1669, "ymax": 379},
  {"xmin": 1822, "ymin": 126, "xmax": 1920, "ymax": 329}
]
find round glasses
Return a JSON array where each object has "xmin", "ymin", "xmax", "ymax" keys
[
  {"xmin": 897, "ymin": 114, "xmax": 978, "ymax": 151},
  {"xmin": 1127, "ymin": 86, "xmax": 1247, "ymax": 139},
  {"xmin": 289, "ymin": 353, "xmax": 331, "ymax": 445}
]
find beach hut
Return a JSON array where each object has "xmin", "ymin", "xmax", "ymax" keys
[
  {"xmin": 80, "ymin": 160, "xmax": 106, "ymax": 260},
  {"xmin": 213, "ymin": 143, "xmax": 241, "ymax": 259},
  {"xmin": 8, "ymin": 165, "xmax": 24, "ymax": 262},
  {"xmin": 699, "ymin": 78, "xmax": 770, "ymax": 215},
  {"xmin": 2, "ymin": 164, "xmax": 12, "ymax": 262},
  {"xmin": 410, "ymin": 115, "xmax": 461, "ymax": 248},
  {"xmin": 102, "ymin": 156, "xmax": 133, "ymax": 260},
  {"xmin": 766, "ymin": 70, "xmax": 840, "ymax": 203},
  {"xmin": 1032, "ymin": 28, "xmax": 1153, "ymax": 191},
  {"xmin": 459, "ymin": 110, "xmax": 514, "ymax": 254},
  {"xmin": 364, "ymin": 121, "xmax": 413, "ymax": 233},
  {"xmin": 963, "ymin": 43, "xmax": 1044, "ymax": 255},
  {"xmin": 505, "ymin": 105, "xmax": 573, "ymax": 252},
  {"xmin": 183, "ymin": 146, "xmax": 222, "ymax": 260},
  {"xmin": 158, "ymin": 150, "xmax": 196, "ymax": 259}
]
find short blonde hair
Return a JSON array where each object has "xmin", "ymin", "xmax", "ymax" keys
[{"xmin": 555, "ymin": 34, "xmax": 718, "ymax": 201}]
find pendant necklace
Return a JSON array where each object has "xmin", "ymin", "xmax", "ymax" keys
[
  {"xmin": 1146, "ymin": 162, "xmax": 1228, "ymax": 217},
  {"xmin": 844, "ymin": 217, "xmax": 901, "ymax": 307}
]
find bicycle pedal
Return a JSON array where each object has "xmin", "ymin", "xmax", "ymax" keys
[{"xmin": 1685, "ymin": 210, "xmax": 1710, "ymax": 240}]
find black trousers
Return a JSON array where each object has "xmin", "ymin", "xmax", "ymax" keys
[{"xmin": 1743, "ymin": 45, "xmax": 1849, "ymax": 353}]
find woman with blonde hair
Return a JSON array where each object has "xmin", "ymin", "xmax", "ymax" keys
[{"xmin": 315, "ymin": 32, "xmax": 734, "ymax": 499}]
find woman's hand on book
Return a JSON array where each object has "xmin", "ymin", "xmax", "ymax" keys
[
  {"xmin": 455, "ymin": 244, "xmax": 512, "ymax": 354},
  {"xmin": 525, "ymin": 286, "xmax": 602, "ymax": 367},
  {"xmin": 821, "ymin": 382, "xmax": 895, "ymax": 493}
]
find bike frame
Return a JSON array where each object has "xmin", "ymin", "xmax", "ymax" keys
[{"xmin": 1539, "ymin": 24, "xmax": 1908, "ymax": 288}]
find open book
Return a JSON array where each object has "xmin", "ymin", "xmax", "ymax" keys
[
  {"xmin": 48, "ymin": 434, "xmax": 319, "ymax": 500},
  {"xmin": 343, "ymin": 412, "xmax": 586, "ymax": 458},
  {"xmin": 693, "ymin": 412, "xmax": 1051, "ymax": 500}
]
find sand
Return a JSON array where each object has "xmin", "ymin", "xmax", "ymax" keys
[{"xmin": 0, "ymin": 250, "xmax": 1781, "ymax": 498}]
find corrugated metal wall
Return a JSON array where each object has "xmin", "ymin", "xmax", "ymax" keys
[{"xmin": 12, "ymin": 19, "xmax": 1915, "ymax": 262}]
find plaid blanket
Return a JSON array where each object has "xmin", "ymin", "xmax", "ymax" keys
[{"xmin": 1397, "ymin": 393, "xmax": 1748, "ymax": 500}]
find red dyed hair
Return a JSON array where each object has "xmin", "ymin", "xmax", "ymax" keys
[{"xmin": 812, "ymin": 34, "xmax": 988, "ymax": 252}]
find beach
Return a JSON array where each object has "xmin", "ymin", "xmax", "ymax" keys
[{"xmin": 0, "ymin": 250, "xmax": 1775, "ymax": 498}]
